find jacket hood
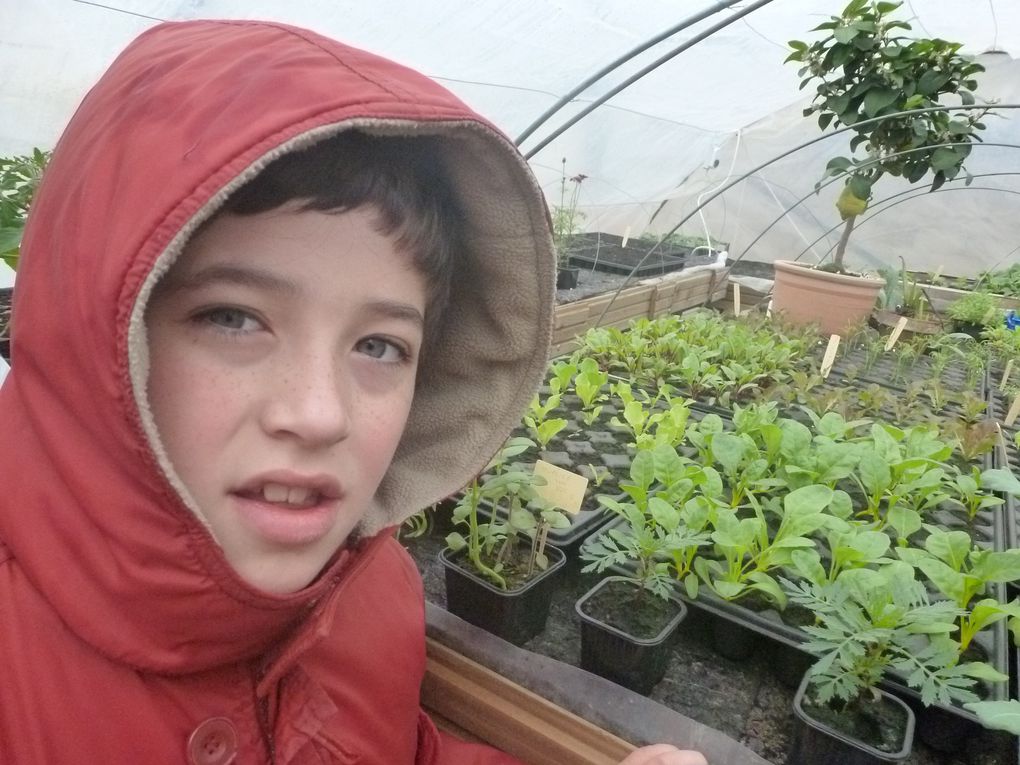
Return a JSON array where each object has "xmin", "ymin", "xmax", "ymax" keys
[{"xmin": 0, "ymin": 20, "xmax": 554, "ymax": 671}]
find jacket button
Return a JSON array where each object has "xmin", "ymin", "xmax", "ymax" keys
[{"xmin": 187, "ymin": 718, "xmax": 238, "ymax": 765}]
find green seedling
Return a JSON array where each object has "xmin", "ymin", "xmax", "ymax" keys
[{"xmin": 897, "ymin": 528, "xmax": 1020, "ymax": 652}]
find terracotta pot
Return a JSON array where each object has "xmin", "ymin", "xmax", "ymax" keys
[{"xmin": 772, "ymin": 260, "xmax": 883, "ymax": 335}]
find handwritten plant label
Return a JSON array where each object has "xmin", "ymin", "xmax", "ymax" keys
[
  {"xmin": 621, "ymin": 226, "xmax": 632, "ymax": 249},
  {"xmin": 733, "ymin": 282, "xmax": 741, "ymax": 317},
  {"xmin": 533, "ymin": 460, "xmax": 588, "ymax": 516}
]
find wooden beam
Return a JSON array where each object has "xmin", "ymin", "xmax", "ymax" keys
[{"xmin": 422, "ymin": 638, "xmax": 635, "ymax": 765}]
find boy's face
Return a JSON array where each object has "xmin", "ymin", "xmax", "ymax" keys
[{"xmin": 146, "ymin": 205, "xmax": 426, "ymax": 594}]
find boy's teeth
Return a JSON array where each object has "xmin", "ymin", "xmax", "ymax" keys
[
  {"xmin": 287, "ymin": 486, "xmax": 311, "ymax": 505},
  {"xmin": 260, "ymin": 483, "xmax": 318, "ymax": 506},
  {"xmin": 263, "ymin": 483, "xmax": 289, "ymax": 502}
]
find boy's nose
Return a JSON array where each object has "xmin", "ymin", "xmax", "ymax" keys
[{"xmin": 260, "ymin": 353, "xmax": 352, "ymax": 447}]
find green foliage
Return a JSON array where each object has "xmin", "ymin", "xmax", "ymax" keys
[
  {"xmin": 0, "ymin": 148, "xmax": 51, "ymax": 270},
  {"xmin": 947, "ymin": 292, "xmax": 1002, "ymax": 326},
  {"xmin": 445, "ymin": 437, "xmax": 570, "ymax": 589},
  {"xmin": 897, "ymin": 528, "xmax": 1020, "ymax": 651},
  {"xmin": 787, "ymin": 0, "xmax": 988, "ymax": 272},
  {"xmin": 977, "ymin": 264, "xmax": 1020, "ymax": 298},
  {"xmin": 783, "ymin": 564, "xmax": 1004, "ymax": 708},
  {"xmin": 581, "ymin": 445, "xmax": 711, "ymax": 599}
]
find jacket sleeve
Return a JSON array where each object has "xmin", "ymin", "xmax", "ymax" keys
[{"xmin": 417, "ymin": 709, "xmax": 527, "ymax": 765}]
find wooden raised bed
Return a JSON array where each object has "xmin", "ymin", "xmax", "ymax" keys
[
  {"xmin": 550, "ymin": 269, "xmax": 728, "ymax": 356},
  {"xmin": 423, "ymin": 638, "xmax": 634, "ymax": 764}
]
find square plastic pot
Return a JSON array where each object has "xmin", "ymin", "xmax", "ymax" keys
[
  {"xmin": 575, "ymin": 576, "xmax": 687, "ymax": 696},
  {"xmin": 789, "ymin": 671, "xmax": 915, "ymax": 765},
  {"xmin": 439, "ymin": 545, "xmax": 565, "ymax": 646}
]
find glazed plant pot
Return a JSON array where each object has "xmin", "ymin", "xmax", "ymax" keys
[
  {"xmin": 772, "ymin": 260, "xmax": 883, "ymax": 335},
  {"xmin": 440, "ymin": 545, "xmax": 566, "ymax": 646},
  {"xmin": 575, "ymin": 576, "xmax": 687, "ymax": 695},
  {"xmin": 789, "ymin": 671, "xmax": 915, "ymax": 765}
]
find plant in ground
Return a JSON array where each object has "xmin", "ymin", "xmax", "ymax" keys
[
  {"xmin": 783, "ymin": 563, "xmax": 1005, "ymax": 710},
  {"xmin": 445, "ymin": 437, "xmax": 570, "ymax": 589},
  {"xmin": 786, "ymin": 0, "xmax": 988, "ymax": 275},
  {"xmin": 896, "ymin": 528, "xmax": 1020, "ymax": 652}
]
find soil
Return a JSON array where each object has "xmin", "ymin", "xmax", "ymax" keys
[
  {"xmin": 801, "ymin": 690, "xmax": 908, "ymax": 755},
  {"xmin": 579, "ymin": 578, "xmax": 680, "ymax": 640},
  {"xmin": 407, "ymin": 530, "xmax": 1016, "ymax": 764}
]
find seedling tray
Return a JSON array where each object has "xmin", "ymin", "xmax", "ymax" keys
[{"xmin": 583, "ymin": 513, "xmax": 1010, "ymax": 725}]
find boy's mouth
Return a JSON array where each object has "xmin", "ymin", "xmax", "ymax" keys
[{"xmin": 234, "ymin": 474, "xmax": 343, "ymax": 509}]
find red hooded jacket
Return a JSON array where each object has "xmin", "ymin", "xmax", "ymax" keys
[{"xmin": 0, "ymin": 19, "xmax": 556, "ymax": 765}]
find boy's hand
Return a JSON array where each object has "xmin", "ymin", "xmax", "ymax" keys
[{"xmin": 619, "ymin": 744, "xmax": 708, "ymax": 765}]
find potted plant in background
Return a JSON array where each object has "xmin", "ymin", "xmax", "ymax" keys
[
  {"xmin": 777, "ymin": 0, "xmax": 988, "ymax": 334},
  {"xmin": 946, "ymin": 291, "xmax": 1003, "ymax": 338},
  {"xmin": 0, "ymin": 149, "xmax": 50, "ymax": 363},
  {"xmin": 441, "ymin": 436, "xmax": 571, "ymax": 645},
  {"xmin": 552, "ymin": 158, "xmax": 586, "ymax": 290}
]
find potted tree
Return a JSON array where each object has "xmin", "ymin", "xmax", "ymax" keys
[
  {"xmin": 777, "ymin": 0, "xmax": 988, "ymax": 334},
  {"xmin": 441, "ymin": 437, "xmax": 571, "ymax": 645},
  {"xmin": 782, "ymin": 564, "xmax": 1005, "ymax": 764}
]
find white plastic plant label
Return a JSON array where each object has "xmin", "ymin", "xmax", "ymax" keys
[{"xmin": 0, "ymin": 356, "xmax": 8, "ymax": 385}]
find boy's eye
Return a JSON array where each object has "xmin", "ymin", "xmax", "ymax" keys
[
  {"xmin": 356, "ymin": 337, "xmax": 407, "ymax": 362},
  {"xmin": 201, "ymin": 307, "xmax": 262, "ymax": 332}
]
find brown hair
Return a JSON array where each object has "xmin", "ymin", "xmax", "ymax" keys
[{"xmin": 221, "ymin": 130, "xmax": 458, "ymax": 339}]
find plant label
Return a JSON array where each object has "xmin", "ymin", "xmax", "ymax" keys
[
  {"xmin": 1000, "ymin": 359, "xmax": 1014, "ymax": 391},
  {"xmin": 884, "ymin": 316, "xmax": 909, "ymax": 351},
  {"xmin": 733, "ymin": 282, "xmax": 741, "ymax": 316},
  {"xmin": 820, "ymin": 334, "xmax": 840, "ymax": 379},
  {"xmin": 621, "ymin": 226, "xmax": 631, "ymax": 249},
  {"xmin": 533, "ymin": 460, "xmax": 588, "ymax": 516},
  {"xmin": 1006, "ymin": 394, "xmax": 1020, "ymax": 427}
]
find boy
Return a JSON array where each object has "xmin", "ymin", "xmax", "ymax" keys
[{"xmin": 0, "ymin": 19, "xmax": 706, "ymax": 765}]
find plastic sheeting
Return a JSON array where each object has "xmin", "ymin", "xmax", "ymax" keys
[{"xmin": 4, "ymin": 0, "xmax": 1020, "ymax": 275}]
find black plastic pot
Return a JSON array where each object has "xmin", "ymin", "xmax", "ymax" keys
[
  {"xmin": 771, "ymin": 642, "xmax": 814, "ymax": 690},
  {"xmin": 556, "ymin": 266, "xmax": 580, "ymax": 290},
  {"xmin": 789, "ymin": 672, "xmax": 915, "ymax": 765},
  {"xmin": 575, "ymin": 576, "xmax": 687, "ymax": 695},
  {"xmin": 708, "ymin": 612, "xmax": 757, "ymax": 661},
  {"xmin": 914, "ymin": 701, "xmax": 982, "ymax": 754},
  {"xmin": 440, "ymin": 545, "xmax": 565, "ymax": 646}
]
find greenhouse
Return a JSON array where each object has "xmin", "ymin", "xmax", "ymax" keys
[{"xmin": 4, "ymin": 2, "xmax": 1020, "ymax": 764}]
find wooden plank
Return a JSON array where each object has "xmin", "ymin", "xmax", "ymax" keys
[
  {"xmin": 549, "ymin": 271, "xmax": 728, "ymax": 357},
  {"xmin": 915, "ymin": 283, "xmax": 1020, "ymax": 313},
  {"xmin": 422, "ymin": 638, "xmax": 635, "ymax": 765}
]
